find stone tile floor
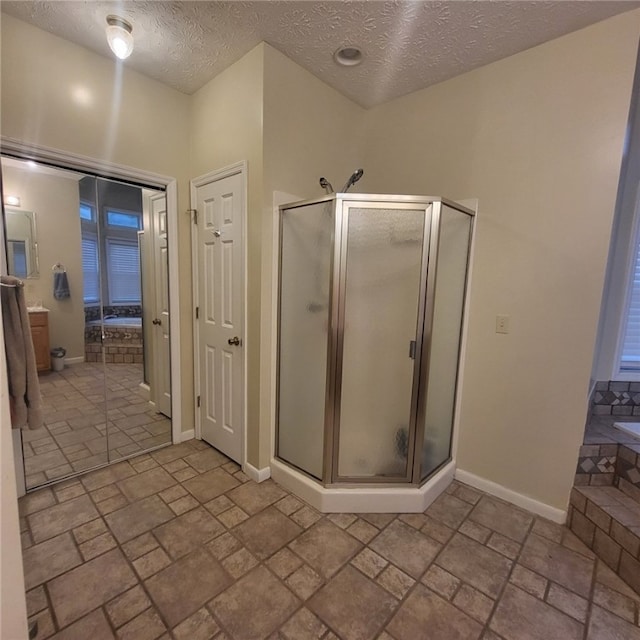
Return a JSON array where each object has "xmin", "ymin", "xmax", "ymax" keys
[
  {"xmin": 23, "ymin": 362, "xmax": 171, "ymax": 489},
  {"xmin": 19, "ymin": 439, "xmax": 640, "ymax": 640}
]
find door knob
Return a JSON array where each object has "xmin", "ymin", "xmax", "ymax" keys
[
  {"xmin": 213, "ymin": 229, "xmax": 222, "ymax": 237},
  {"xmin": 228, "ymin": 336, "xmax": 241, "ymax": 346},
  {"xmin": 152, "ymin": 318, "xmax": 161, "ymax": 325}
]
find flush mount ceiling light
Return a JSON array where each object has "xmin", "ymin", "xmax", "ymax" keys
[
  {"xmin": 333, "ymin": 46, "xmax": 363, "ymax": 67},
  {"xmin": 106, "ymin": 15, "xmax": 134, "ymax": 60}
]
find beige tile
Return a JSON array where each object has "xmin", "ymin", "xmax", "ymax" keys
[
  {"xmin": 29, "ymin": 495, "xmax": 99, "ymax": 543},
  {"xmin": 158, "ymin": 485, "xmax": 187, "ymax": 503},
  {"xmin": 81, "ymin": 461, "xmax": 136, "ymax": 492},
  {"xmin": 26, "ymin": 586, "xmax": 48, "ymax": 617},
  {"xmin": 210, "ymin": 566, "xmax": 299, "ymax": 639},
  {"xmin": 206, "ymin": 531, "xmax": 242, "ymax": 560},
  {"xmin": 546, "ymin": 583, "xmax": 588, "ymax": 622},
  {"xmin": 280, "ymin": 607, "xmax": 327, "ymax": 640},
  {"xmin": 351, "ymin": 548, "xmax": 389, "ymax": 579},
  {"xmin": 436, "ymin": 533, "xmax": 512, "ymax": 599},
  {"xmin": 532, "ymin": 518, "xmax": 564, "ymax": 543},
  {"xmin": 346, "ymin": 518, "xmax": 379, "ymax": 544},
  {"xmin": 145, "ymin": 548, "xmax": 232, "ymax": 627},
  {"xmin": 203, "ymin": 495, "xmax": 235, "ymax": 515},
  {"xmin": 117, "ymin": 467, "xmax": 176, "ymax": 502},
  {"xmin": 309, "ymin": 566, "xmax": 397, "ymax": 640},
  {"xmin": 116, "ymin": 607, "xmax": 166, "ymax": 640},
  {"xmin": 172, "ymin": 607, "xmax": 220, "ymax": 640},
  {"xmin": 227, "ymin": 480, "xmax": 286, "ymax": 514},
  {"xmin": 48, "ymin": 548, "xmax": 137, "ymax": 627},
  {"xmin": 171, "ymin": 468, "xmax": 198, "ymax": 482},
  {"xmin": 387, "ymin": 583, "xmax": 482, "ymax": 640},
  {"xmin": 425, "ymin": 493, "xmax": 473, "ymax": 529},
  {"xmin": 275, "ymin": 495, "xmax": 305, "ymax": 516},
  {"xmin": 221, "ymin": 547, "xmax": 259, "ymax": 579},
  {"xmin": 23, "ymin": 532, "xmax": 82, "ymax": 590},
  {"xmin": 509, "ymin": 564, "xmax": 547, "ymax": 599},
  {"xmin": 266, "ymin": 547, "xmax": 304, "ymax": 579},
  {"xmin": 133, "ymin": 547, "xmax": 172, "ymax": 579},
  {"xmin": 183, "ymin": 447, "xmax": 228, "ymax": 473},
  {"xmin": 454, "ymin": 484, "xmax": 483, "ymax": 506},
  {"xmin": 370, "ymin": 520, "xmax": 440, "ymax": 578},
  {"xmin": 51, "ymin": 608, "xmax": 115, "ymax": 640},
  {"xmin": 217, "ymin": 505, "xmax": 249, "ymax": 528},
  {"xmin": 153, "ymin": 507, "xmax": 224, "ymax": 559},
  {"xmin": 234, "ymin": 507, "xmax": 302, "ymax": 559},
  {"xmin": 19, "ymin": 487, "xmax": 56, "ymax": 516},
  {"xmin": 376, "ymin": 564, "xmax": 415, "ymax": 599},
  {"xmin": 79, "ymin": 531, "xmax": 117, "ymax": 561},
  {"xmin": 286, "ymin": 564, "xmax": 324, "ymax": 600},
  {"xmin": 421, "ymin": 515, "xmax": 455, "ymax": 544},
  {"xmin": 168, "ymin": 495, "xmax": 200, "ymax": 516},
  {"xmin": 183, "ymin": 468, "xmax": 240, "ymax": 503},
  {"xmin": 105, "ymin": 495, "xmax": 174, "ymax": 543},
  {"xmin": 459, "ymin": 520, "xmax": 491, "ymax": 544},
  {"xmin": 619, "ymin": 549, "xmax": 640, "ymax": 594},
  {"xmin": 106, "ymin": 585, "xmax": 152, "ymax": 629},
  {"xmin": 486, "ymin": 532, "xmax": 522, "ymax": 559},
  {"xmin": 326, "ymin": 513, "xmax": 358, "ymax": 529},
  {"xmin": 122, "ymin": 532, "xmax": 159, "ymax": 560},
  {"xmin": 469, "ymin": 496, "xmax": 533, "ymax": 543},
  {"xmin": 28, "ymin": 608, "xmax": 55, "ymax": 640},
  {"xmin": 519, "ymin": 533, "xmax": 594, "ymax": 598},
  {"xmin": 291, "ymin": 506, "xmax": 322, "ymax": 529},
  {"xmin": 90, "ymin": 484, "xmax": 122, "ymax": 504},
  {"xmin": 587, "ymin": 604, "xmax": 640, "ymax": 639},
  {"xmin": 360, "ymin": 513, "xmax": 397, "ymax": 529},
  {"xmin": 289, "ymin": 519, "xmax": 362, "ymax": 579},
  {"xmin": 421, "ymin": 564, "xmax": 461, "ymax": 600},
  {"xmin": 96, "ymin": 494, "xmax": 130, "ymax": 516},
  {"xmin": 453, "ymin": 584, "xmax": 495, "ymax": 623},
  {"xmin": 490, "ymin": 585, "xmax": 582, "ymax": 640},
  {"xmin": 54, "ymin": 484, "xmax": 87, "ymax": 503}
]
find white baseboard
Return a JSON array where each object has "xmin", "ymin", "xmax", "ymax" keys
[
  {"xmin": 455, "ymin": 469, "xmax": 567, "ymax": 524},
  {"xmin": 179, "ymin": 429, "xmax": 195, "ymax": 443},
  {"xmin": 244, "ymin": 461, "xmax": 271, "ymax": 483},
  {"xmin": 65, "ymin": 356, "xmax": 85, "ymax": 365}
]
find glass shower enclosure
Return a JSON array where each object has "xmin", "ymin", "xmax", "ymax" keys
[{"xmin": 276, "ymin": 194, "xmax": 474, "ymax": 485}]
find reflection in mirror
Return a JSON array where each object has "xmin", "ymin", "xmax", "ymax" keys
[
  {"xmin": 5, "ymin": 207, "xmax": 39, "ymax": 278},
  {"xmin": 1, "ymin": 156, "xmax": 172, "ymax": 489}
]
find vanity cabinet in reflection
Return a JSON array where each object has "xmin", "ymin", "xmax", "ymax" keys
[{"xmin": 29, "ymin": 311, "xmax": 50, "ymax": 372}]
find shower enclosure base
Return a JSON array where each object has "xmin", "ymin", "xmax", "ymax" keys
[{"xmin": 270, "ymin": 457, "xmax": 455, "ymax": 513}]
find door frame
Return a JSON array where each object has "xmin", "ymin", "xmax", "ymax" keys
[
  {"xmin": 1, "ymin": 135, "xmax": 183, "ymax": 447},
  {"xmin": 190, "ymin": 161, "xmax": 248, "ymax": 467}
]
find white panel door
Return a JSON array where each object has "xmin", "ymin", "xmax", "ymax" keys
[
  {"xmin": 150, "ymin": 192, "xmax": 172, "ymax": 418},
  {"xmin": 193, "ymin": 171, "xmax": 244, "ymax": 462}
]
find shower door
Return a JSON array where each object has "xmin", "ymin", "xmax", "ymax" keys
[{"xmin": 334, "ymin": 202, "xmax": 431, "ymax": 482}]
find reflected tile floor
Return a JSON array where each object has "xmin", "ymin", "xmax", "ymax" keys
[
  {"xmin": 23, "ymin": 362, "xmax": 171, "ymax": 489},
  {"xmin": 20, "ymin": 440, "xmax": 640, "ymax": 640}
]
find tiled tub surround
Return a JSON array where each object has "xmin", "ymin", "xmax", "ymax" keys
[
  {"xmin": 85, "ymin": 323, "xmax": 143, "ymax": 364},
  {"xmin": 20, "ymin": 440, "xmax": 640, "ymax": 640},
  {"xmin": 591, "ymin": 380, "xmax": 640, "ymax": 417},
  {"xmin": 575, "ymin": 444, "xmax": 619, "ymax": 487}
]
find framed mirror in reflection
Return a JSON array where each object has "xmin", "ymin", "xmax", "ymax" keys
[{"xmin": 5, "ymin": 207, "xmax": 39, "ymax": 278}]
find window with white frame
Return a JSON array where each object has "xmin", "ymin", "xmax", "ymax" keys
[
  {"xmin": 106, "ymin": 238, "xmax": 141, "ymax": 304},
  {"xmin": 82, "ymin": 233, "xmax": 100, "ymax": 303}
]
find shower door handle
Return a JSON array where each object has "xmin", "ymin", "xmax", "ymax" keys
[{"xmin": 409, "ymin": 340, "xmax": 416, "ymax": 360}]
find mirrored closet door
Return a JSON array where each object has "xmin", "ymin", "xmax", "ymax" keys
[{"xmin": 1, "ymin": 157, "xmax": 172, "ymax": 490}]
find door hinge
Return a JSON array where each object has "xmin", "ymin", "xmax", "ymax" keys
[
  {"xmin": 197, "ymin": 395, "xmax": 201, "ymax": 408},
  {"xmin": 409, "ymin": 340, "xmax": 417, "ymax": 360},
  {"xmin": 188, "ymin": 208, "xmax": 198, "ymax": 224},
  {"xmin": 195, "ymin": 306, "xmax": 199, "ymax": 320}
]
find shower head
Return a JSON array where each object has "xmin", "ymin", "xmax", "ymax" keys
[
  {"xmin": 341, "ymin": 168, "xmax": 364, "ymax": 193},
  {"xmin": 319, "ymin": 177, "xmax": 334, "ymax": 194}
]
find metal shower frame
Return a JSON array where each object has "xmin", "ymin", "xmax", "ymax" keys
[{"xmin": 276, "ymin": 193, "xmax": 475, "ymax": 487}]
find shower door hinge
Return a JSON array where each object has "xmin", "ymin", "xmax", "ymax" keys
[
  {"xmin": 197, "ymin": 395, "xmax": 201, "ymax": 408},
  {"xmin": 188, "ymin": 208, "xmax": 198, "ymax": 224},
  {"xmin": 409, "ymin": 340, "xmax": 416, "ymax": 360},
  {"xmin": 195, "ymin": 306, "xmax": 199, "ymax": 320}
]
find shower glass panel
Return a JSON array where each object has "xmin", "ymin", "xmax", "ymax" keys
[
  {"xmin": 421, "ymin": 206, "xmax": 472, "ymax": 479},
  {"xmin": 277, "ymin": 201, "xmax": 333, "ymax": 479},
  {"xmin": 337, "ymin": 207, "xmax": 425, "ymax": 479}
]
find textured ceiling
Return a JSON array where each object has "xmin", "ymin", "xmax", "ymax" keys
[{"xmin": 3, "ymin": 1, "xmax": 639, "ymax": 108}]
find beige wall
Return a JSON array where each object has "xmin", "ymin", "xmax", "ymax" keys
[
  {"xmin": 1, "ymin": 14, "xmax": 193, "ymax": 429},
  {"xmin": 2, "ymin": 164, "xmax": 85, "ymax": 359},
  {"xmin": 189, "ymin": 43, "xmax": 265, "ymax": 463},
  {"xmin": 362, "ymin": 10, "xmax": 640, "ymax": 510}
]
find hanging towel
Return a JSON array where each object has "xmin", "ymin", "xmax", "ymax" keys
[
  {"xmin": 1, "ymin": 275, "xmax": 44, "ymax": 430},
  {"xmin": 53, "ymin": 271, "xmax": 70, "ymax": 300}
]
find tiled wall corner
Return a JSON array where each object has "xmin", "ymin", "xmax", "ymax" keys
[
  {"xmin": 575, "ymin": 444, "xmax": 617, "ymax": 486},
  {"xmin": 592, "ymin": 381, "xmax": 640, "ymax": 416}
]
